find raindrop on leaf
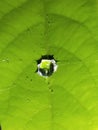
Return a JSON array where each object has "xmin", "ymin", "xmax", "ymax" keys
[{"xmin": 36, "ymin": 55, "xmax": 58, "ymax": 77}]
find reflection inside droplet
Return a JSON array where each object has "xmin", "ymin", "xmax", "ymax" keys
[{"xmin": 36, "ymin": 55, "xmax": 58, "ymax": 77}]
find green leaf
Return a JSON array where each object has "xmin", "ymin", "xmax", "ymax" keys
[{"xmin": 0, "ymin": 0, "xmax": 98, "ymax": 130}]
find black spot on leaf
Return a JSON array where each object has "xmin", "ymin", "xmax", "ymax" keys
[
  {"xmin": 30, "ymin": 79, "xmax": 32, "ymax": 81},
  {"xmin": 48, "ymin": 81, "xmax": 50, "ymax": 85},
  {"xmin": 26, "ymin": 76, "xmax": 29, "ymax": 79},
  {"xmin": 51, "ymin": 89, "xmax": 54, "ymax": 93},
  {"xmin": 49, "ymin": 87, "xmax": 54, "ymax": 93}
]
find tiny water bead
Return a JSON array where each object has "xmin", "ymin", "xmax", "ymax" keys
[{"xmin": 36, "ymin": 55, "xmax": 58, "ymax": 77}]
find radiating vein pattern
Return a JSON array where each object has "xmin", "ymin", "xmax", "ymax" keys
[{"xmin": 0, "ymin": 0, "xmax": 98, "ymax": 130}]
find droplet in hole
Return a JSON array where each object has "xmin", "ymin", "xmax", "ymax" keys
[{"xmin": 36, "ymin": 55, "xmax": 58, "ymax": 77}]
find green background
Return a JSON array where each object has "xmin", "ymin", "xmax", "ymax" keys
[{"xmin": 0, "ymin": 0, "xmax": 98, "ymax": 129}]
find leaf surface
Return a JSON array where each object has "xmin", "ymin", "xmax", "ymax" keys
[{"xmin": 0, "ymin": 0, "xmax": 98, "ymax": 130}]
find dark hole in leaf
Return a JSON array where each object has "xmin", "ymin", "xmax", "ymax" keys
[
  {"xmin": 36, "ymin": 55, "xmax": 58, "ymax": 77},
  {"xmin": 36, "ymin": 55, "xmax": 54, "ymax": 64}
]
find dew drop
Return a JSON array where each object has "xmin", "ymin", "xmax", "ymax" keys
[{"xmin": 36, "ymin": 55, "xmax": 58, "ymax": 77}]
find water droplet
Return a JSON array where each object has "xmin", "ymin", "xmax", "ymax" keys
[{"xmin": 36, "ymin": 55, "xmax": 58, "ymax": 77}]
